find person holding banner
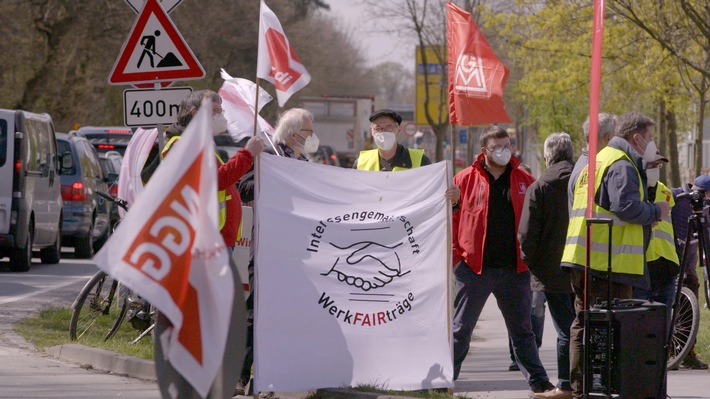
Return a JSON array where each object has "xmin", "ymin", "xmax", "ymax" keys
[
  {"xmin": 159, "ymin": 89, "xmax": 264, "ymax": 251},
  {"xmin": 235, "ymin": 107, "xmax": 315, "ymax": 396},
  {"xmin": 561, "ymin": 111, "xmax": 670, "ymax": 398},
  {"xmin": 451, "ymin": 126, "xmax": 555, "ymax": 395}
]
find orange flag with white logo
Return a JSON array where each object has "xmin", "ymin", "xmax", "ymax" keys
[
  {"xmin": 93, "ymin": 97, "xmax": 233, "ymax": 397},
  {"xmin": 446, "ymin": 1, "xmax": 511, "ymax": 126}
]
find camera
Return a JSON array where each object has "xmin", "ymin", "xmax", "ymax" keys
[{"xmin": 690, "ymin": 190, "xmax": 710, "ymax": 213}]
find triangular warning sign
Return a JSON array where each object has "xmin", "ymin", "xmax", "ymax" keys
[{"xmin": 109, "ymin": 0, "xmax": 204, "ymax": 85}]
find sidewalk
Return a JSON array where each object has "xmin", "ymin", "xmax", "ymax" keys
[{"xmin": 48, "ymin": 298, "xmax": 710, "ymax": 398}]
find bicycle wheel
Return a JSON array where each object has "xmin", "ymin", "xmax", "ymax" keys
[
  {"xmin": 668, "ymin": 287, "xmax": 700, "ymax": 369},
  {"xmin": 703, "ymin": 267, "xmax": 710, "ymax": 309},
  {"xmin": 69, "ymin": 271, "xmax": 128, "ymax": 341}
]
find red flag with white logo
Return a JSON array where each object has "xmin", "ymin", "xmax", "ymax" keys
[
  {"xmin": 93, "ymin": 98, "xmax": 233, "ymax": 397},
  {"xmin": 446, "ymin": 2, "xmax": 511, "ymax": 126},
  {"xmin": 257, "ymin": 0, "xmax": 311, "ymax": 107}
]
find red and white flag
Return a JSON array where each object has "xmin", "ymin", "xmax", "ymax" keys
[
  {"xmin": 257, "ymin": 0, "xmax": 311, "ymax": 107},
  {"xmin": 447, "ymin": 2, "xmax": 511, "ymax": 126},
  {"xmin": 93, "ymin": 98, "xmax": 233, "ymax": 397},
  {"xmin": 219, "ymin": 68, "xmax": 275, "ymax": 143}
]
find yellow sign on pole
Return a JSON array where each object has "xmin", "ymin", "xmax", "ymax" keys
[{"xmin": 415, "ymin": 45, "xmax": 447, "ymax": 126}]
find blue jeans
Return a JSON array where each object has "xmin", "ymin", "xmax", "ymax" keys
[
  {"xmin": 453, "ymin": 263, "xmax": 550, "ymax": 388},
  {"xmin": 509, "ymin": 291, "xmax": 545, "ymax": 361},
  {"xmin": 544, "ymin": 292, "xmax": 575, "ymax": 391}
]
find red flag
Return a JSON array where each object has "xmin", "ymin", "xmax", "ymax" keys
[
  {"xmin": 447, "ymin": 2, "xmax": 511, "ymax": 126},
  {"xmin": 257, "ymin": 0, "xmax": 311, "ymax": 107}
]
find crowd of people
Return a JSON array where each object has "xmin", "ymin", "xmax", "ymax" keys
[{"xmin": 149, "ymin": 90, "xmax": 707, "ymax": 399}]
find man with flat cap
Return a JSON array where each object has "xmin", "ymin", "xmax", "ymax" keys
[{"xmin": 353, "ymin": 108, "xmax": 431, "ymax": 171}]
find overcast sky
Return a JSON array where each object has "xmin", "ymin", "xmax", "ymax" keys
[{"xmin": 325, "ymin": 1, "xmax": 415, "ymax": 69}]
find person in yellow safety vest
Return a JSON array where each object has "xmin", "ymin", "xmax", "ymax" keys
[
  {"xmin": 159, "ymin": 89, "xmax": 263, "ymax": 253},
  {"xmin": 561, "ymin": 111, "xmax": 671, "ymax": 398},
  {"xmin": 353, "ymin": 108, "xmax": 460, "ymax": 202},
  {"xmin": 633, "ymin": 166, "xmax": 679, "ymax": 310}
]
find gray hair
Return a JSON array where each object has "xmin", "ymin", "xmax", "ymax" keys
[
  {"xmin": 273, "ymin": 108, "xmax": 314, "ymax": 145},
  {"xmin": 583, "ymin": 113, "xmax": 616, "ymax": 144},
  {"xmin": 176, "ymin": 90, "xmax": 221, "ymax": 128},
  {"xmin": 616, "ymin": 111, "xmax": 654, "ymax": 139},
  {"xmin": 544, "ymin": 132, "xmax": 574, "ymax": 165}
]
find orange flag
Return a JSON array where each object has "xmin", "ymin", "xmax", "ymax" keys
[{"xmin": 447, "ymin": 2, "xmax": 511, "ymax": 126}]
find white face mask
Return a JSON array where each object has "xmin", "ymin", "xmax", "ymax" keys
[
  {"xmin": 373, "ymin": 131, "xmax": 397, "ymax": 151},
  {"xmin": 640, "ymin": 136, "xmax": 659, "ymax": 163},
  {"xmin": 490, "ymin": 148, "xmax": 512, "ymax": 166},
  {"xmin": 646, "ymin": 167, "xmax": 660, "ymax": 187},
  {"xmin": 297, "ymin": 132, "xmax": 319, "ymax": 153},
  {"xmin": 212, "ymin": 113, "xmax": 228, "ymax": 134}
]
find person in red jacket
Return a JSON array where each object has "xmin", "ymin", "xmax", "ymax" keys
[
  {"xmin": 452, "ymin": 125, "xmax": 554, "ymax": 395},
  {"xmin": 160, "ymin": 89, "xmax": 263, "ymax": 251}
]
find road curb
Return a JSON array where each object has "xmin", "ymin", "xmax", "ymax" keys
[
  {"xmin": 47, "ymin": 344, "xmax": 156, "ymax": 381},
  {"xmin": 46, "ymin": 344, "xmax": 424, "ymax": 399}
]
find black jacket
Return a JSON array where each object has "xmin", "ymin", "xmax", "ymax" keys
[{"xmin": 518, "ymin": 160, "xmax": 574, "ymax": 293}]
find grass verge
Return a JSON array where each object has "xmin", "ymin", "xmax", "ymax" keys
[{"xmin": 13, "ymin": 306, "xmax": 153, "ymax": 360}]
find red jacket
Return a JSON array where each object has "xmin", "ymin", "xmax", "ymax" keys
[
  {"xmin": 163, "ymin": 137, "xmax": 253, "ymax": 247},
  {"xmin": 452, "ymin": 153, "xmax": 534, "ymax": 274},
  {"xmin": 218, "ymin": 148, "xmax": 254, "ymax": 247}
]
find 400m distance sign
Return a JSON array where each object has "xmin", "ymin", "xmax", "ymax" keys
[{"xmin": 123, "ymin": 87, "xmax": 192, "ymax": 126}]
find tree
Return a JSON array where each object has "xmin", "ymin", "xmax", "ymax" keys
[
  {"xmin": 0, "ymin": 0, "xmax": 374, "ymax": 131},
  {"xmin": 609, "ymin": 0, "xmax": 710, "ymax": 176}
]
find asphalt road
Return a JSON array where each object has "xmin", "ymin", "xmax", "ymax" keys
[{"xmin": 0, "ymin": 252, "xmax": 161, "ymax": 399}]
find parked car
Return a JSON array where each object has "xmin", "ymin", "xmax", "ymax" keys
[
  {"xmin": 0, "ymin": 109, "xmax": 63, "ymax": 271},
  {"xmin": 56, "ymin": 132, "xmax": 111, "ymax": 258},
  {"xmin": 72, "ymin": 126, "xmax": 134, "ymax": 156},
  {"xmin": 307, "ymin": 145, "xmax": 341, "ymax": 167},
  {"xmin": 98, "ymin": 151, "xmax": 122, "ymax": 231}
]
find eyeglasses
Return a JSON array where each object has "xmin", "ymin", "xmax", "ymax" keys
[
  {"xmin": 371, "ymin": 124, "xmax": 398, "ymax": 133},
  {"xmin": 212, "ymin": 108, "xmax": 224, "ymax": 116},
  {"xmin": 300, "ymin": 129, "xmax": 314, "ymax": 135},
  {"xmin": 485, "ymin": 144, "xmax": 512, "ymax": 152}
]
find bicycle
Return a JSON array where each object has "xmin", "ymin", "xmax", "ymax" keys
[
  {"xmin": 667, "ymin": 189, "xmax": 708, "ymax": 369},
  {"xmin": 69, "ymin": 191, "xmax": 155, "ymax": 343}
]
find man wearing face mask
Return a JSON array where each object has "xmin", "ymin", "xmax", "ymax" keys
[
  {"xmin": 633, "ymin": 156, "xmax": 678, "ymax": 311},
  {"xmin": 561, "ymin": 111, "xmax": 670, "ymax": 398},
  {"xmin": 159, "ymin": 89, "xmax": 264, "ymax": 252},
  {"xmin": 451, "ymin": 126, "xmax": 555, "ymax": 395},
  {"xmin": 353, "ymin": 109, "xmax": 431, "ymax": 171}
]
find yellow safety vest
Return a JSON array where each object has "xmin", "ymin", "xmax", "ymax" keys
[
  {"xmin": 161, "ymin": 136, "xmax": 231, "ymax": 231},
  {"xmin": 647, "ymin": 181, "xmax": 679, "ymax": 265},
  {"xmin": 561, "ymin": 147, "xmax": 646, "ymax": 275},
  {"xmin": 357, "ymin": 148, "xmax": 424, "ymax": 171}
]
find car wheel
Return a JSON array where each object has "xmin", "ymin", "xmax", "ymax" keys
[
  {"xmin": 75, "ymin": 221, "xmax": 94, "ymax": 259},
  {"xmin": 40, "ymin": 226, "xmax": 62, "ymax": 264},
  {"xmin": 93, "ymin": 224, "xmax": 110, "ymax": 253},
  {"xmin": 10, "ymin": 228, "xmax": 33, "ymax": 272}
]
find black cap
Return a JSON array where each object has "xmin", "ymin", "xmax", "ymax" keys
[{"xmin": 369, "ymin": 109, "xmax": 402, "ymax": 125}]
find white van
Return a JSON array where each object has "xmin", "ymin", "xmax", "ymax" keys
[{"xmin": 0, "ymin": 109, "xmax": 63, "ymax": 271}]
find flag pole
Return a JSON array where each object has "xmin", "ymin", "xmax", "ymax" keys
[{"xmin": 252, "ymin": 78, "xmax": 261, "ymax": 138}]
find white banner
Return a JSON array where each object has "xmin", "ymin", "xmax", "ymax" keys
[{"xmin": 254, "ymin": 154, "xmax": 453, "ymax": 392}]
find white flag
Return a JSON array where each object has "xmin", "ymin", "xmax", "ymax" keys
[
  {"xmin": 256, "ymin": 0, "xmax": 311, "ymax": 106},
  {"xmin": 93, "ymin": 98, "xmax": 234, "ymax": 397},
  {"xmin": 117, "ymin": 127, "xmax": 158, "ymax": 218},
  {"xmin": 219, "ymin": 69, "xmax": 275, "ymax": 143},
  {"xmin": 254, "ymin": 154, "xmax": 454, "ymax": 392}
]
